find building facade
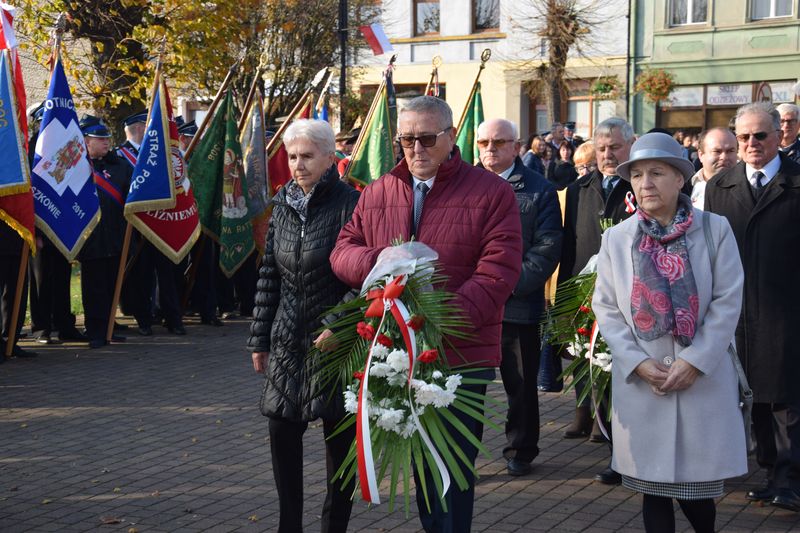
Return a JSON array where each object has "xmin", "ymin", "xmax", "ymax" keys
[
  {"xmin": 355, "ymin": 0, "xmax": 630, "ymax": 138},
  {"xmin": 629, "ymin": 0, "xmax": 800, "ymax": 134}
]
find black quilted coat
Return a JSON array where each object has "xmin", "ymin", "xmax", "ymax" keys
[{"xmin": 248, "ymin": 167, "xmax": 359, "ymax": 421}]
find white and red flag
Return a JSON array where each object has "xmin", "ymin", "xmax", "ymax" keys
[{"xmin": 359, "ymin": 23, "xmax": 394, "ymax": 56}]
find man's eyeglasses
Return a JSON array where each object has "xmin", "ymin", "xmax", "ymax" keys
[
  {"xmin": 476, "ymin": 139, "xmax": 515, "ymax": 148},
  {"xmin": 735, "ymin": 131, "xmax": 775, "ymax": 143},
  {"xmin": 780, "ymin": 118, "xmax": 798, "ymax": 125},
  {"xmin": 397, "ymin": 128, "xmax": 452, "ymax": 148}
]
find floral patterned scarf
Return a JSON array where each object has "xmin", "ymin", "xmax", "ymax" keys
[{"xmin": 630, "ymin": 194, "xmax": 698, "ymax": 346}]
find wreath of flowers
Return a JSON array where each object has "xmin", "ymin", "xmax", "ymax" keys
[{"xmin": 635, "ymin": 68, "xmax": 676, "ymax": 104}]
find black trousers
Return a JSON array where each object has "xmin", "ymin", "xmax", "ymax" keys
[
  {"xmin": 414, "ymin": 369, "xmax": 494, "ymax": 533},
  {"xmin": 80, "ymin": 256, "xmax": 118, "ymax": 341},
  {"xmin": 753, "ymin": 400, "xmax": 800, "ymax": 491},
  {"xmin": 499, "ymin": 323, "xmax": 541, "ymax": 462},
  {"xmin": 189, "ymin": 238, "xmax": 218, "ymax": 321},
  {"xmin": 128, "ymin": 243, "xmax": 183, "ymax": 329},
  {"xmin": 29, "ymin": 241, "xmax": 74, "ymax": 334},
  {"xmin": 268, "ymin": 414, "xmax": 355, "ymax": 533},
  {"xmin": 1, "ymin": 253, "xmax": 27, "ymax": 340}
]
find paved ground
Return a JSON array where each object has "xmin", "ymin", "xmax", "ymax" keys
[{"xmin": 2, "ymin": 316, "xmax": 800, "ymax": 532}]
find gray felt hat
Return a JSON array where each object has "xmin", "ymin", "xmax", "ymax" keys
[{"xmin": 616, "ymin": 132, "xmax": 695, "ymax": 181}]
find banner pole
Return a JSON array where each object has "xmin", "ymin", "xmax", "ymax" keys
[
  {"xmin": 238, "ymin": 67, "xmax": 264, "ymax": 134},
  {"xmin": 106, "ymin": 223, "xmax": 133, "ymax": 342},
  {"xmin": 184, "ymin": 60, "xmax": 239, "ymax": 161},
  {"xmin": 455, "ymin": 49, "xmax": 491, "ymax": 135},
  {"xmin": 4, "ymin": 243, "xmax": 29, "ymax": 358}
]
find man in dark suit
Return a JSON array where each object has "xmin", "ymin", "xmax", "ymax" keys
[
  {"xmin": 477, "ymin": 118, "xmax": 562, "ymax": 477},
  {"xmin": 705, "ymin": 102, "xmax": 800, "ymax": 512},
  {"xmin": 778, "ymin": 103, "xmax": 800, "ymax": 163},
  {"xmin": 560, "ymin": 117, "xmax": 636, "ymax": 485}
]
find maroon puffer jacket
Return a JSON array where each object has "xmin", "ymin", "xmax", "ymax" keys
[{"xmin": 330, "ymin": 148, "xmax": 522, "ymax": 368}]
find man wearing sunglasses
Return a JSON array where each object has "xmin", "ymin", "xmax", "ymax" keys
[
  {"xmin": 705, "ymin": 102, "xmax": 800, "ymax": 512},
  {"xmin": 476, "ymin": 118, "xmax": 562, "ymax": 478},
  {"xmin": 331, "ymin": 96, "xmax": 522, "ymax": 533}
]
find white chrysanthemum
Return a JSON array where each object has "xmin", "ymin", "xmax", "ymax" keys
[
  {"xmin": 445, "ymin": 374, "xmax": 461, "ymax": 392},
  {"xmin": 369, "ymin": 362, "xmax": 392, "ymax": 377},
  {"xmin": 386, "ymin": 372, "xmax": 407, "ymax": 387},
  {"xmin": 414, "ymin": 382, "xmax": 456, "ymax": 408},
  {"xmin": 343, "ymin": 389, "xmax": 358, "ymax": 414},
  {"xmin": 431, "ymin": 370, "xmax": 443, "ymax": 380},
  {"xmin": 386, "ymin": 349, "xmax": 410, "ymax": 373},
  {"xmin": 370, "ymin": 344, "xmax": 390, "ymax": 361},
  {"xmin": 376, "ymin": 407, "xmax": 406, "ymax": 432}
]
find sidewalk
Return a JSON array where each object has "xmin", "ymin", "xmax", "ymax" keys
[{"xmin": 1, "ymin": 317, "xmax": 799, "ymax": 532}]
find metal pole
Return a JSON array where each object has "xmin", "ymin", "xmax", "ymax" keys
[{"xmin": 338, "ymin": 0, "xmax": 348, "ymax": 131}]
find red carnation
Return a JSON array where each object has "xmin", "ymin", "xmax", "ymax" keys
[
  {"xmin": 357, "ymin": 321, "xmax": 375, "ymax": 341},
  {"xmin": 353, "ymin": 370, "xmax": 364, "ymax": 380},
  {"xmin": 419, "ymin": 349, "xmax": 438, "ymax": 363},
  {"xmin": 376, "ymin": 334, "xmax": 393, "ymax": 347},
  {"xmin": 407, "ymin": 315, "xmax": 425, "ymax": 331},
  {"xmin": 577, "ymin": 327, "xmax": 591, "ymax": 337},
  {"xmin": 579, "ymin": 305, "xmax": 591, "ymax": 314}
]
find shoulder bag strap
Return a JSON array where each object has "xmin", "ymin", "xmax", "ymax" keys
[{"xmin": 702, "ymin": 211, "xmax": 753, "ymax": 401}]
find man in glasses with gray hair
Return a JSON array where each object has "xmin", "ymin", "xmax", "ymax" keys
[
  {"xmin": 476, "ymin": 118, "xmax": 562, "ymax": 478},
  {"xmin": 331, "ymin": 96, "xmax": 522, "ymax": 532},
  {"xmin": 706, "ymin": 101, "xmax": 800, "ymax": 512}
]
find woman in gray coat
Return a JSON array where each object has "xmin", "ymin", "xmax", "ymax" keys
[{"xmin": 592, "ymin": 133, "xmax": 747, "ymax": 533}]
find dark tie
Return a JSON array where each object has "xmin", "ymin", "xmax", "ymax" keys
[
  {"xmin": 603, "ymin": 177, "xmax": 615, "ymax": 201},
  {"xmin": 413, "ymin": 182, "xmax": 430, "ymax": 235},
  {"xmin": 753, "ymin": 171, "xmax": 765, "ymax": 200}
]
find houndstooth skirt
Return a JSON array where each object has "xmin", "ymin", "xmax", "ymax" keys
[{"xmin": 622, "ymin": 475, "xmax": 724, "ymax": 500}]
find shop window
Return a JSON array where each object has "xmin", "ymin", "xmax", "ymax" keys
[
  {"xmin": 473, "ymin": 0, "xmax": 500, "ymax": 32},
  {"xmin": 414, "ymin": 0, "xmax": 440, "ymax": 36},
  {"xmin": 670, "ymin": 0, "xmax": 707, "ymax": 25},
  {"xmin": 752, "ymin": 0, "xmax": 793, "ymax": 19}
]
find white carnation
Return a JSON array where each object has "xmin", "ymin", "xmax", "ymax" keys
[
  {"xmin": 386, "ymin": 349, "xmax": 410, "ymax": 373},
  {"xmin": 376, "ymin": 407, "xmax": 406, "ymax": 432},
  {"xmin": 431, "ymin": 370, "xmax": 443, "ymax": 380},
  {"xmin": 343, "ymin": 389, "xmax": 358, "ymax": 414},
  {"xmin": 370, "ymin": 344, "xmax": 390, "ymax": 361}
]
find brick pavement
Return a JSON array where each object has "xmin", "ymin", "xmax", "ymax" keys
[{"xmin": 2, "ymin": 317, "xmax": 800, "ymax": 532}]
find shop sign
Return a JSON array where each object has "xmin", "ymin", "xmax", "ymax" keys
[
  {"xmin": 668, "ymin": 86, "xmax": 703, "ymax": 107},
  {"xmin": 771, "ymin": 81, "xmax": 797, "ymax": 103},
  {"xmin": 706, "ymin": 84, "xmax": 752, "ymax": 106}
]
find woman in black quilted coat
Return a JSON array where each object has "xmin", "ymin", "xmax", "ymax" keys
[{"xmin": 248, "ymin": 119, "xmax": 359, "ymax": 533}]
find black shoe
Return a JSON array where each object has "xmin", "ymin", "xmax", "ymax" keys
[
  {"xmin": 507, "ymin": 458, "xmax": 533, "ymax": 476},
  {"xmin": 110, "ymin": 334, "xmax": 126, "ymax": 342},
  {"xmin": 58, "ymin": 328, "xmax": 88, "ymax": 342},
  {"xmin": 11, "ymin": 345, "xmax": 38, "ymax": 358},
  {"xmin": 138, "ymin": 326, "xmax": 153, "ymax": 336},
  {"xmin": 167, "ymin": 325, "xmax": 186, "ymax": 335},
  {"xmin": 747, "ymin": 483, "xmax": 776, "ymax": 502},
  {"xmin": 772, "ymin": 489, "xmax": 800, "ymax": 512},
  {"xmin": 595, "ymin": 467, "xmax": 622, "ymax": 485},
  {"xmin": 89, "ymin": 339, "xmax": 107, "ymax": 349},
  {"xmin": 201, "ymin": 317, "xmax": 224, "ymax": 327},
  {"xmin": 113, "ymin": 322, "xmax": 129, "ymax": 331}
]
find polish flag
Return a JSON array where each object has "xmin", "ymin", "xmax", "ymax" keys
[{"xmin": 360, "ymin": 23, "xmax": 394, "ymax": 56}]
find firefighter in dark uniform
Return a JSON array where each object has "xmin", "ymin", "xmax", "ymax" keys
[
  {"xmin": 78, "ymin": 116, "xmax": 130, "ymax": 349},
  {"xmin": 118, "ymin": 111, "xmax": 187, "ymax": 336}
]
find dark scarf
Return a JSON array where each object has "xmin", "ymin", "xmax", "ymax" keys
[{"xmin": 630, "ymin": 194, "xmax": 698, "ymax": 346}]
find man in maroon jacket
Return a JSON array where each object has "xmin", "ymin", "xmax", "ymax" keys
[{"xmin": 331, "ymin": 96, "xmax": 522, "ymax": 532}]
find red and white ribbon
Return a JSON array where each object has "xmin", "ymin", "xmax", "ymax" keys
[
  {"xmin": 356, "ymin": 275, "xmax": 450, "ymax": 504},
  {"xmin": 624, "ymin": 191, "xmax": 637, "ymax": 214}
]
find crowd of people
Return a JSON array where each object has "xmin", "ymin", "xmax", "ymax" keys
[{"xmin": 3, "ymin": 93, "xmax": 800, "ymax": 533}]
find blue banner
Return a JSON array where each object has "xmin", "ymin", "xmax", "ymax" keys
[
  {"xmin": 124, "ymin": 78, "xmax": 176, "ymax": 214},
  {"xmin": 0, "ymin": 50, "xmax": 29, "ymax": 196},
  {"xmin": 30, "ymin": 54, "xmax": 100, "ymax": 261}
]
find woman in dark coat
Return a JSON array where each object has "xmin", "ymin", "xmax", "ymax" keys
[
  {"xmin": 551, "ymin": 140, "xmax": 579, "ymax": 189},
  {"xmin": 248, "ymin": 119, "xmax": 359, "ymax": 533}
]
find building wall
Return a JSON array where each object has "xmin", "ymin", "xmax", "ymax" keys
[
  {"xmin": 630, "ymin": 0, "xmax": 800, "ymax": 133},
  {"xmin": 355, "ymin": 0, "xmax": 630, "ymax": 138}
]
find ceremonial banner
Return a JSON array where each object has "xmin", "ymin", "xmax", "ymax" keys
[
  {"xmin": 344, "ymin": 66, "xmax": 396, "ymax": 185},
  {"xmin": 267, "ymin": 92, "xmax": 313, "ymax": 196},
  {"xmin": 188, "ymin": 88, "xmax": 228, "ymax": 237},
  {"xmin": 124, "ymin": 74, "xmax": 176, "ymax": 213},
  {"xmin": 125, "ymin": 75, "xmax": 200, "ymax": 264},
  {"xmin": 0, "ymin": 49, "xmax": 33, "ymax": 249},
  {"xmin": 31, "ymin": 53, "xmax": 99, "ymax": 260},
  {"xmin": 455, "ymin": 82, "xmax": 484, "ymax": 165},
  {"xmin": 240, "ymin": 91, "xmax": 270, "ymax": 256},
  {"xmin": 0, "ymin": 2, "xmax": 26, "ymax": 146},
  {"xmin": 219, "ymin": 93, "xmax": 254, "ymax": 276}
]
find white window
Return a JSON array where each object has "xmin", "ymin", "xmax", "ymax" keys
[
  {"xmin": 752, "ymin": 0, "xmax": 793, "ymax": 19},
  {"xmin": 670, "ymin": 0, "xmax": 707, "ymax": 25}
]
